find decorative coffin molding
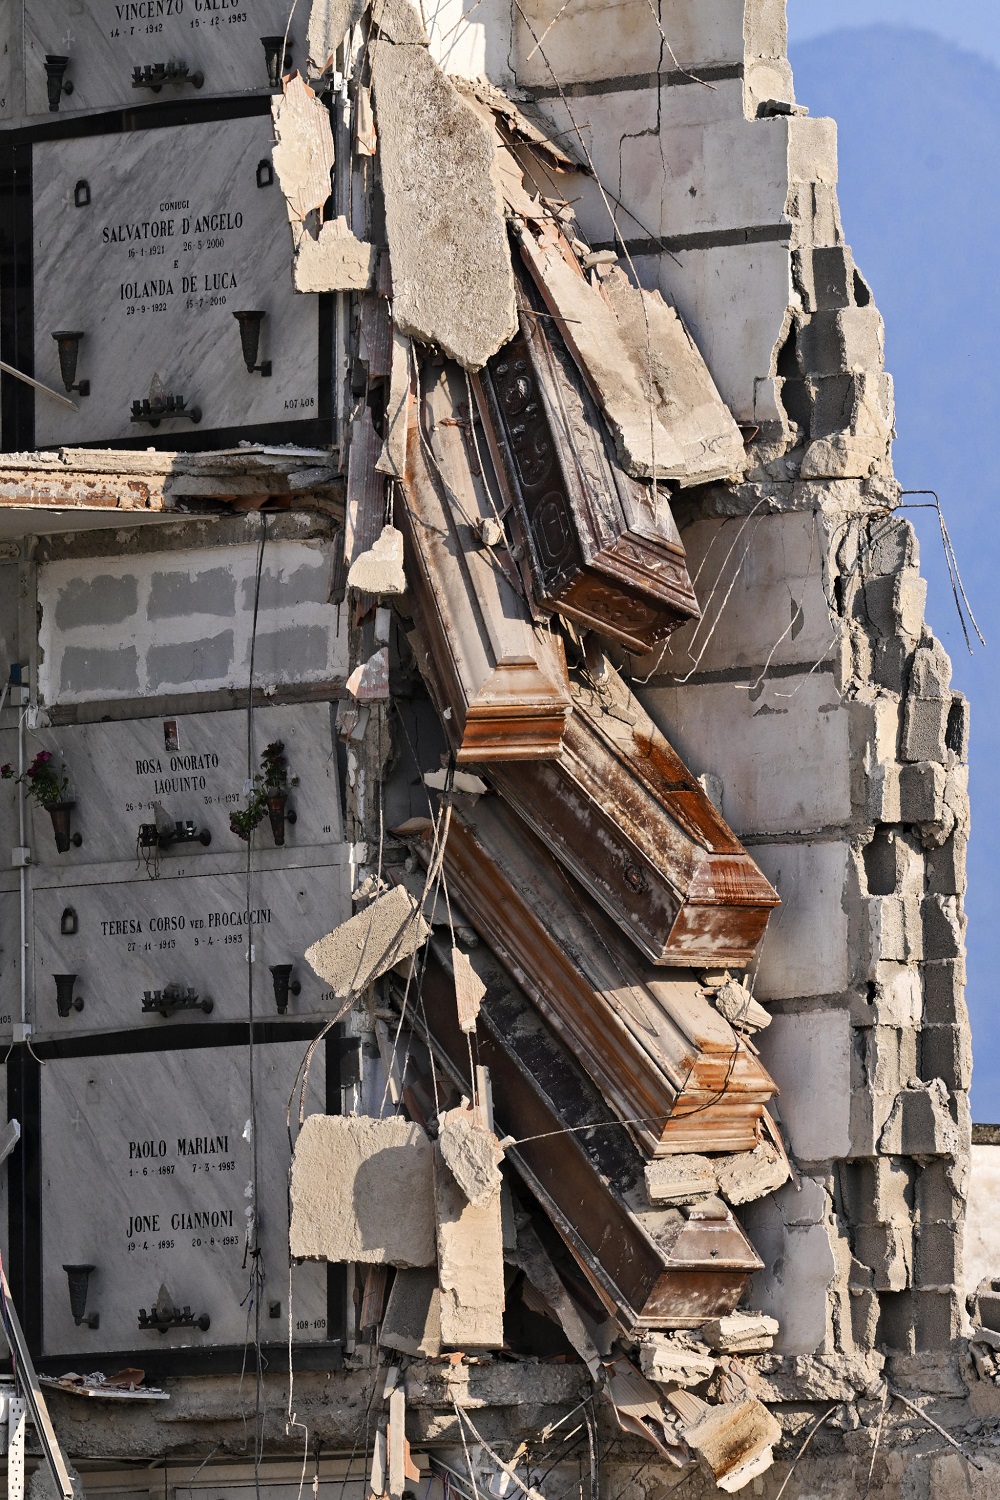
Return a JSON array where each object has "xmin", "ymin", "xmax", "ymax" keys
[
  {"xmin": 488, "ymin": 664, "xmax": 779, "ymax": 966},
  {"xmin": 473, "ymin": 276, "xmax": 700, "ymax": 654},
  {"xmin": 402, "ymin": 796, "xmax": 776, "ymax": 1157},
  {"xmin": 392, "ymin": 937, "xmax": 763, "ymax": 1330},
  {"xmin": 397, "ymin": 358, "xmax": 572, "ymax": 760}
]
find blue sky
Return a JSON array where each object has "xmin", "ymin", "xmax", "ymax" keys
[{"xmin": 788, "ymin": 0, "xmax": 1000, "ymax": 68}]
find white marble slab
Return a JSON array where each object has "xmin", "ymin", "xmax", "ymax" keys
[
  {"xmin": 33, "ymin": 118, "xmax": 320, "ymax": 444},
  {"xmin": 41, "ymin": 1041, "xmax": 329, "ymax": 1357},
  {"xmin": 22, "ymin": 0, "xmax": 295, "ymax": 122},
  {"xmin": 24, "ymin": 704, "xmax": 343, "ymax": 867},
  {"xmin": 32, "ymin": 858, "xmax": 350, "ymax": 1037}
]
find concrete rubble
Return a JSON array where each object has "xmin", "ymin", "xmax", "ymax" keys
[{"xmin": 305, "ymin": 884, "xmax": 431, "ymax": 998}]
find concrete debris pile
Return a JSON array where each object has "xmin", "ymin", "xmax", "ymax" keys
[{"xmin": 968, "ymin": 1278, "xmax": 1000, "ymax": 1386}]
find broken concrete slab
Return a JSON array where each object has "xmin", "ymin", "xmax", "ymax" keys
[
  {"xmin": 638, "ymin": 1336, "xmax": 718, "ymax": 1388},
  {"xmin": 380, "ymin": 1268, "xmax": 443, "ymax": 1357},
  {"xmin": 670, "ymin": 1391, "xmax": 781, "ymax": 1493},
  {"xmin": 715, "ymin": 1138, "xmax": 790, "ymax": 1206},
  {"xmin": 438, "ymin": 1105, "xmax": 503, "ymax": 1207},
  {"xmin": 701, "ymin": 1313, "xmax": 780, "ymax": 1353},
  {"xmin": 509, "ymin": 1212, "xmax": 603, "ymax": 1378},
  {"xmin": 346, "ymin": 524, "xmax": 407, "ymax": 596},
  {"xmin": 710, "ymin": 977, "xmax": 772, "ymax": 1033},
  {"xmin": 271, "ymin": 74, "xmax": 335, "ymax": 225},
  {"xmin": 434, "ymin": 1141, "xmax": 505, "ymax": 1349},
  {"xmin": 452, "ymin": 947, "xmax": 487, "ymax": 1033},
  {"xmin": 371, "ymin": 0, "xmax": 429, "ymax": 44},
  {"xmin": 292, "ymin": 217, "xmax": 376, "ymax": 293},
  {"xmin": 305, "ymin": 884, "xmax": 431, "ymax": 999},
  {"xmin": 345, "ymin": 646, "xmax": 390, "ymax": 702},
  {"xmin": 644, "ymin": 1154, "xmax": 719, "ymax": 1205},
  {"xmin": 376, "ymin": 329, "xmax": 411, "ymax": 478},
  {"xmin": 372, "ymin": 42, "xmax": 516, "ymax": 370},
  {"xmin": 289, "ymin": 1114, "xmax": 436, "ymax": 1266},
  {"xmin": 600, "ymin": 267, "xmax": 748, "ymax": 487},
  {"xmin": 878, "ymin": 1078, "xmax": 962, "ymax": 1158},
  {"xmin": 307, "ymin": 0, "xmax": 369, "ymax": 73}
]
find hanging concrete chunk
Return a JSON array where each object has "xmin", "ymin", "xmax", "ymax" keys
[
  {"xmin": 376, "ymin": 329, "xmax": 411, "ymax": 478},
  {"xmin": 714, "ymin": 1138, "xmax": 790, "ymax": 1206},
  {"xmin": 519, "ymin": 227, "xmax": 743, "ymax": 484},
  {"xmin": 600, "ymin": 268, "xmax": 747, "ymax": 487},
  {"xmin": 345, "ymin": 646, "xmax": 390, "ymax": 701},
  {"xmin": 372, "ymin": 43, "xmax": 516, "ymax": 370},
  {"xmin": 307, "ymin": 0, "xmax": 369, "ymax": 73},
  {"xmin": 289, "ymin": 1114, "xmax": 436, "ymax": 1266},
  {"xmin": 673, "ymin": 1393, "xmax": 781, "ymax": 1493},
  {"xmin": 644, "ymin": 1154, "xmax": 719, "ymax": 1205},
  {"xmin": 452, "ymin": 947, "xmax": 486, "ymax": 1033},
  {"xmin": 710, "ymin": 977, "xmax": 772, "ymax": 1033},
  {"xmin": 380, "ymin": 1268, "xmax": 443, "ymax": 1357},
  {"xmin": 305, "ymin": 884, "xmax": 431, "ymax": 999},
  {"xmin": 347, "ymin": 525, "xmax": 407, "ymax": 596},
  {"xmin": 271, "ymin": 75, "xmax": 335, "ymax": 224},
  {"xmin": 293, "ymin": 217, "xmax": 376, "ymax": 293},
  {"xmin": 437, "ymin": 1105, "xmax": 503, "ymax": 1207},
  {"xmin": 434, "ymin": 1139, "xmax": 505, "ymax": 1348}
]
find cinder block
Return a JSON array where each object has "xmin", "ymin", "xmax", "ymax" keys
[
  {"xmin": 865, "ymin": 1025, "xmax": 919, "ymax": 1097},
  {"xmin": 861, "ymin": 572, "xmax": 927, "ymax": 640},
  {"xmin": 840, "ymin": 1157, "xmax": 912, "ymax": 1226},
  {"xmin": 878, "ymin": 1081, "xmax": 961, "ymax": 1158},
  {"xmin": 945, "ymin": 692, "xmax": 970, "ymax": 758},
  {"xmin": 898, "ymin": 762, "xmax": 945, "ymax": 825},
  {"xmin": 912, "ymin": 1290, "xmax": 962, "ymax": 1350},
  {"xmin": 54, "ymin": 572, "xmax": 138, "ymax": 629},
  {"xmin": 147, "ymin": 631, "xmax": 234, "ymax": 689},
  {"xmin": 149, "ymin": 567, "xmax": 236, "ymax": 619},
  {"xmin": 921, "ymin": 959, "xmax": 966, "ymax": 1025},
  {"xmin": 811, "ymin": 245, "xmax": 856, "ymax": 310},
  {"xmin": 916, "ymin": 1160, "xmax": 964, "ymax": 1225},
  {"xmin": 877, "ymin": 1290, "xmax": 915, "ymax": 1354},
  {"xmin": 926, "ymin": 834, "xmax": 966, "ymax": 897},
  {"xmin": 922, "ymin": 895, "xmax": 964, "ymax": 962},
  {"xmin": 798, "ymin": 307, "xmax": 884, "ymax": 377},
  {"xmin": 60, "ymin": 644, "xmax": 140, "ymax": 696},
  {"xmin": 901, "ymin": 695, "xmax": 949, "ymax": 764},
  {"xmin": 920, "ymin": 1025, "xmax": 973, "ymax": 1094},
  {"xmin": 854, "ymin": 1223, "xmax": 911, "ymax": 1292},
  {"xmin": 863, "ymin": 827, "xmax": 923, "ymax": 896},
  {"xmin": 867, "ymin": 896, "xmax": 922, "ymax": 964},
  {"xmin": 787, "ymin": 116, "xmax": 839, "ymax": 185},
  {"xmin": 872, "ymin": 962, "xmax": 922, "ymax": 1027},
  {"xmin": 864, "ymin": 518, "xmax": 919, "ymax": 578},
  {"xmin": 808, "ymin": 373, "xmax": 855, "ymax": 437},
  {"xmin": 910, "ymin": 638, "xmax": 952, "ymax": 698},
  {"xmin": 874, "ymin": 638, "xmax": 910, "ymax": 693},
  {"xmin": 914, "ymin": 1222, "xmax": 962, "ymax": 1290}
]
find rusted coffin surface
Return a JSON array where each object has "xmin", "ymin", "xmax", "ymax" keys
[
  {"xmin": 405, "ymin": 796, "xmax": 776, "ymax": 1156},
  {"xmin": 488, "ymin": 664, "xmax": 779, "ymax": 966},
  {"xmin": 397, "ymin": 358, "xmax": 572, "ymax": 760},
  {"xmin": 474, "ymin": 280, "xmax": 700, "ymax": 654},
  {"xmin": 392, "ymin": 938, "xmax": 762, "ymax": 1329}
]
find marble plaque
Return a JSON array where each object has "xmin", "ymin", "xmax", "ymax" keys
[
  {"xmin": 33, "ymin": 118, "xmax": 320, "ymax": 445},
  {"xmin": 41, "ymin": 1041, "xmax": 330, "ymax": 1357},
  {"xmin": 25, "ymin": 703, "xmax": 343, "ymax": 867},
  {"xmin": 32, "ymin": 858, "xmax": 350, "ymax": 1037},
  {"xmin": 23, "ymin": 0, "xmax": 294, "ymax": 122}
]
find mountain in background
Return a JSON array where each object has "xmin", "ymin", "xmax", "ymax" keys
[{"xmin": 789, "ymin": 26, "xmax": 1000, "ymax": 1118}]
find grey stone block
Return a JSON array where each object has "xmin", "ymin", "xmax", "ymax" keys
[
  {"xmin": 60, "ymin": 644, "xmax": 140, "ymax": 696},
  {"xmin": 879, "ymin": 1080, "xmax": 960, "ymax": 1158},
  {"xmin": 808, "ymin": 373, "xmax": 855, "ymax": 437},
  {"xmin": 864, "ymin": 518, "xmax": 918, "ymax": 578},
  {"xmin": 861, "ymin": 572, "xmax": 927, "ymax": 639},
  {"xmin": 912, "ymin": 1290, "xmax": 962, "ymax": 1350},
  {"xmin": 149, "ymin": 567, "xmax": 236, "ymax": 619},
  {"xmin": 147, "ymin": 632, "xmax": 234, "ymax": 689},
  {"xmin": 253, "ymin": 624, "xmax": 331, "ymax": 678},
  {"xmin": 840, "ymin": 1157, "xmax": 912, "ymax": 1226},
  {"xmin": 873, "ymin": 638, "xmax": 910, "ymax": 694},
  {"xmin": 853, "ymin": 1223, "xmax": 911, "ymax": 1292},
  {"xmin": 901, "ymin": 696, "xmax": 949, "ymax": 764},
  {"xmin": 54, "ymin": 573, "xmax": 138, "ymax": 630},
  {"xmin": 926, "ymin": 834, "xmax": 966, "ymax": 897},
  {"xmin": 916, "ymin": 1159, "xmax": 964, "ymax": 1225},
  {"xmin": 920, "ymin": 1025, "xmax": 973, "ymax": 1093},
  {"xmin": 898, "ymin": 763, "xmax": 945, "ymax": 825},
  {"xmin": 921, "ymin": 959, "xmax": 966, "ymax": 1025},
  {"xmin": 910, "ymin": 637, "xmax": 952, "ymax": 699},
  {"xmin": 914, "ymin": 1222, "xmax": 961, "ymax": 1290},
  {"xmin": 921, "ymin": 895, "xmax": 963, "ymax": 961},
  {"xmin": 797, "ymin": 307, "xmax": 884, "ymax": 377},
  {"xmin": 811, "ymin": 245, "xmax": 856, "ymax": 310}
]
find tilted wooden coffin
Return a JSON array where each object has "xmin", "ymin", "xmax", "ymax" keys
[
  {"xmin": 392, "ymin": 937, "xmax": 763, "ymax": 1330},
  {"xmin": 473, "ymin": 275, "xmax": 700, "ymax": 654},
  {"xmin": 397, "ymin": 357, "xmax": 572, "ymax": 760},
  {"xmin": 488, "ymin": 664, "xmax": 779, "ymax": 967},
  {"xmin": 404, "ymin": 795, "xmax": 776, "ymax": 1156}
]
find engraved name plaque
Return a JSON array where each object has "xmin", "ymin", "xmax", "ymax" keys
[
  {"xmin": 32, "ymin": 117, "xmax": 320, "ymax": 445},
  {"xmin": 23, "ymin": 0, "xmax": 295, "ymax": 122},
  {"xmin": 41, "ymin": 1041, "xmax": 330, "ymax": 1357}
]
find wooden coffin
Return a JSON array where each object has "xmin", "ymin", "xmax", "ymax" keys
[
  {"xmin": 488, "ymin": 664, "xmax": 779, "ymax": 966},
  {"xmin": 392, "ymin": 937, "xmax": 763, "ymax": 1330},
  {"xmin": 473, "ymin": 274, "xmax": 700, "ymax": 654},
  {"xmin": 404, "ymin": 796, "xmax": 777, "ymax": 1156},
  {"xmin": 397, "ymin": 358, "xmax": 572, "ymax": 760}
]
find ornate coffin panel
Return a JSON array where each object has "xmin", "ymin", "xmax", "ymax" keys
[
  {"xmin": 487, "ymin": 666, "xmax": 779, "ymax": 966},
  {"xmin": 398, "ymin": 359, "xmax": 572, "ymax": 761},
  {"xmin": 475, "ymin": 280, "xmax": 699, "ymax": 653},
  {"xmin": 38, "ymin": 1039, "xmax": 330, "ymax": 1358},
  {"xmin": 404, "ymin": 796, "xmax": 776, "ymax": 1157},
  {"xmin": 32, "ymin": 118, "xmax": 320, "ymax": 445},
  {"xmin": 21, "ymin": 0, "xmax": 292, "ymax": 124},
  {"xmin": 393, "ymin": 939, "xmax": 762, "ymax": 1330}
]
